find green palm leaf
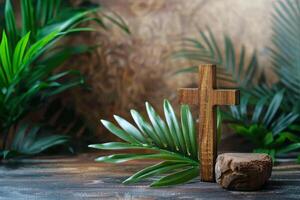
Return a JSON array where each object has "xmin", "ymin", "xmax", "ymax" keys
[
  {"xmin": 130, "ymin": 109, "xmax": 161, "ymax": 146},
  {"xmin": 4, "ymin": 0, "xmax": 17, "ymax": 49},
  {"xmin": 89, "ymin": 142, "xmax": 151, "ymax": 150},
  {"xmin": 0, "ymin": 31, "xmax": 12, "ymax": 83},
  {"xmin": 226, "ymin": 91, "xmax": 299, "ymax": 160},
  {"xmin": 227, "ymin": 92, "xmax": 298, "ymax": 133},
  {"xmin": 181, "ymin": 104, "xmax": 197, "ymax": 158},
  {"xmin": 124, "ymin": 161, "xmax": 192, "ymax": 184},
  {"xmin": 2, "ymin": 122, "xmax": 68, "ymax": 159},
  {"xmin": 270, "ymin": 0, "xmax": 300, "ymax": 107},
  {"xmin": 21, "ymin": 0, "xmax": 36, "ymax": 37},
  {"xmin": 146, "ymin": 102, "xmax": 174, "ymax": 149},
  {"xmin": 100, "ymin": 120, "xmax": 140, "ymax": 144},
  {"xmin": 150, "ymin": 166, "xmax": 199, "ymax": 187},
  {"xmin": 36, "ymin": 0, "xmax": 62, "ymax": 27},
  {"xmin": 114, "ymin": 115, "xmax": 147, "ymax": 143},
  {"xmin": 23, "ymin": 31, "xmax": 58, "ymax": 64},
  {"xmin": 89, "ymin": 100, "xmax": 199, "ymax": 187},
  {"xmin": 163, "ymin": 100, "xmax": 186, "ymax": 154},
  {"xmin": 12, "ymin": 32, "xmax": 30, "ymax": 74}
]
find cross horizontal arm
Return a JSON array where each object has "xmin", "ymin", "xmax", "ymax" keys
[
  {"xmin": 178, "ymin": 88, "xmax": 198, "ymax": 105},
  {"xmin": 213, "ymin": 90, "xmax": 240, "ymax": 105}
]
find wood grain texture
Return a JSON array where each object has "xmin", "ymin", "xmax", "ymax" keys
[
  {"xmin": 0, "ymin": 154, "xmax": 300, "ymax": 200},
  {"xmin": 179, "ymin": 64, "xmax": 240, "ymax": 182},
  {"xmin": 178, "ymin": 88, "xmax": 198, "ymax": 105}
]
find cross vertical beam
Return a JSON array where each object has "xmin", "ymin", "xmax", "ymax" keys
[
  {"xmin": 178, "ymin": 64, "xmax": 239, "ymax": 182},
  {"xmin": 198, "ymin": 65, "xmax": 217, "ymax": 182}
]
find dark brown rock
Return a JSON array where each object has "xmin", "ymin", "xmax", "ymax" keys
[{"xmin": 215, "ymin": 153, "xmax": 272, "ymax": 191}]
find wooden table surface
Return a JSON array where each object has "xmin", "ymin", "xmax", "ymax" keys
[{"xmin": 1, "ymin": 153, "xmax": 300, "ymax": 200}]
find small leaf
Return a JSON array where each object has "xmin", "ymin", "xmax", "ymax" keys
[
  {"xmin": 114, "ymin": 115, "xmax": 147, "ymax": 143},
  {"xmin": 262, "ymin": 91, "xmax": 284, "ymax": 127},
  {"xmin": 12, "ymin": 32, "xmax": 31, "ymax": 74},
  {"xmin": 95, "ymin": 153, "xmax": 187, "ymax": 163},
  {"xmin": 123, "ymin": 161, "xmax": 192, "ymax": 184},
  {"xmin": 5, "ymin": 0, "xmax": 17, "ymax": 48},
  {"xmin": 150, "ymin": 166, "xmax": 199, "ymax": 187},
  {"xmin": 100, "ymin": 120, "xmax": 140, "ymax": 144},
  {"xmin": 180, "ymin": 105, "xmax": 195, "ymax": 158},
  {"xmin": 21, "ymin": 0, "xmax": 36, "ymax": 36},
  {"xmin": 146, "ymin": 102, "xmax": 172, "ymax": 149},
  {"xmin": 130, "ymin": 109, "xmax": 162, "ymax": 146},
  {"xmin": 164, "ymin": 100, "xmax": 186, "ymax": 154},
  {"xmin": 23, "ymin": 31, "xmax": 58, "ymax": 64},
  {"xmin": 278, "ymin": 143, "xmax": 300, "ymax": 154},
  {"xmin": 89, "ymin": 142, "xmax": 150, "ymax": 150},
  {"xmin": 0, "ymin": 31, "xmax": 12, "ymax": 83},
  {"xmin": 263, "ymin": 132, "xmax": 274, "ymax": 146}
]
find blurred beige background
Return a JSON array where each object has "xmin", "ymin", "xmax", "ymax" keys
[{"xmin": 68, "ymin": 0, "xmax": 275, "ymax": 141}]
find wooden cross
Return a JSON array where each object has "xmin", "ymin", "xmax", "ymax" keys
[{"xmin": 178, "ymin": 64, "xmax": 239, "ymax": 182}]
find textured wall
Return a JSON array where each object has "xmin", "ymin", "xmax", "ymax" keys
[{"xmin": 69, "ymin": 0, "xmax": 275, "ymax": 142}]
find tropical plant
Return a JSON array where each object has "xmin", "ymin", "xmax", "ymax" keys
[
  {"xmin": 173, "ymin": 27, "xmax": 258, "ymax": 90},
  {"xmin": 89, "ymin": 100, "xmax": 199, "ymax": 187},
  {"xmin": 249, "ymin": 0, "xmax": 300, "ymax": 114},
  {"xmin": 0, "ymin": 30, "xmax": 80, "ymax": 157},
  {"xmin": 225, "ymin": 91, "xmax": 300, "ymax": 161},
  {"xmin": 270, "ymin": 0, "xmax": 300, "ymax": 109},
  {"xmin": 0, "ymin": 0, "xmax": 129, "ymax": 159},
  {"xmin": 174, "ymin": 0, "xmax": 300, "ymax": 160},
  {"xmin": 0, "ymin": 122, "xmax": 69, "ymax": 159},
  {"xmin": 3, "ymin": 0, "xmax": 129, "ymax": 71}
]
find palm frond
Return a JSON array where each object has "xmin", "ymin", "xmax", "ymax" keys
[
  {"xmin": 4, "ymin": 0, "xmax": 17, "ymax": 49},
  {"xmin": 21, "ymin": 0, "xmax": 36, "ymax": 37},
  {"xmin": 173, "ymin": 27, "xmax": 258, "ymax": 88},
  {"xmin": 89, "ymin": 100, "xmax": 199, "ymax": 187},
  {"xmin": 0, "ymin": 31, "xmax": 13, "ymax": 85},
  {"xmin": 36, "ymin": 0, "xmax": 62, "ymax": 27},
  {"xmin": 1, "ymin": 122, "xmax": 69, "ymax": 159},
  {"xmin": 101, "ymin": 11, "xmax": 131, "ymax": 34},
  {"xmin": 123, "ymin": 161, "xmax": 191, "ymax": 184},
  {"xmin": 269, "ymin": 0, "xmax": 300, "ymax": 107},
  {"xmin": 226, "ymin": 91, "xmax": 300, "ymax": 161},
  {"xmin": 0, "ymin": 30, "xmax": 84, "ymax": 152},
  {"xmin": 227, "ymin": 91, "xmax": 298, "ymax": 135},
  {"xmin": 0, "ymin": 30, "xmax": 59, "ymax": 88}
]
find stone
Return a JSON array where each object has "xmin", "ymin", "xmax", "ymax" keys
[{"xmin": 215, "ymin": 153, "xmax": 272, "ymax": 191}]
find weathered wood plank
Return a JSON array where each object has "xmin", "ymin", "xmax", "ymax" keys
[{"xmin": 0, "ymin": 154, "xmax": 300, "ymax": 200}]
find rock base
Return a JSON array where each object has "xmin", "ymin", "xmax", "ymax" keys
[{"xmin": 215, "ymin": 153, "xmax": 272, "ymax": 191}]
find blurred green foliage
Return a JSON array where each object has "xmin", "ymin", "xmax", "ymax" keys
[{"xmin": 0, "ymin": 0, "xmax": 129, "ymax": 159}]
